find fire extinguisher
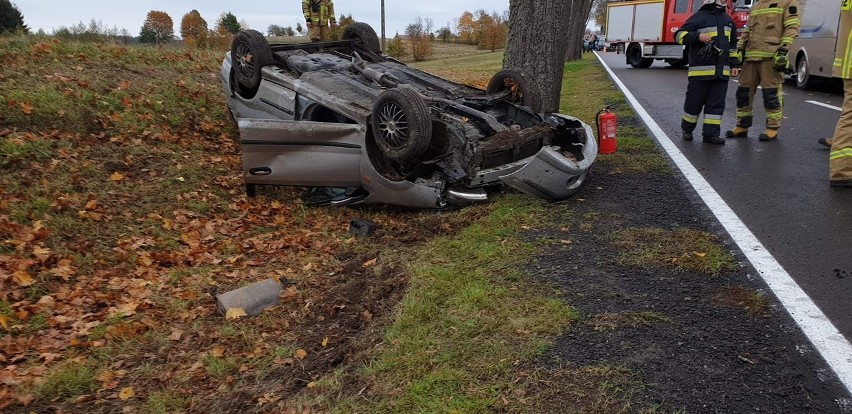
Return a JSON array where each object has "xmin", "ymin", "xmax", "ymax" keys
[{"xmin": 596, "ymin": 104, "xmax": 617, "ymax": 154}]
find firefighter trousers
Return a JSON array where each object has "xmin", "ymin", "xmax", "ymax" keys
[
  {"xmin": 735, "ymin": 60, "xmax": 785, "ymax": 131},
  {"xmin": 830, "ymin": 79, "xmax": 852, "ymax": 181},
  {"xmin": 681, "ymin": 78, "xmax": 729, "ymax": 138}
]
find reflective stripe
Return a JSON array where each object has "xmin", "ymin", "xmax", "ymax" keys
[
  {"xmin": 737, "ymin": 111, "xmax": 753, "ymax": 117},
  {"xmin": 722, "ymin": 69, "xmax": 731, "ymax": 76},
  {"xmin": 767, "ymin": 111, "xmax": 784, "ymax": 119},
  {"xmin": 750, "ymin": 7, "xmax": 784, "ymax": 15},
  {"xmin": 698, "ymin": 27, "xmax": 716, "ymax": 33},
  {"xmin": 830, "ymin": 148, "xmax": 852, "ymax": 160},
  {"xmin": 844, "ymin": 29, "xmax": 852, "ymax": 78},
  {"xmin": 676, "ymin": 31, "xmax": 688, "ymax": 44},
  {"xmin": 704, "ymin": 118, "xmax": 722, "ymax": 125},
  {"xmin": 704, "ymin": 114, "xmax": 722, "ymax": 120},
  {"xmin": 784, "ymin": 18, "xmax": 800, "ymax": 27},
  {"xmin": 835, "ymin": 58, "xmax": 843, "ymax": 67},
  {"xmin": 683, "ymin": 114, "xmax": 699, "ymax": 123},
  {"xmin": 781, "ymin": 37, "xmax": 795, "ymax": 44},
  {"xmin": 746, "ymin": 51, "xmax": 776, "ymax": 59}
]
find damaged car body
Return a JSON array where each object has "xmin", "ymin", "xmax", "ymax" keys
[{"xmin": 221, "ymin": 23, "xmax": 597, "ymax": 209}]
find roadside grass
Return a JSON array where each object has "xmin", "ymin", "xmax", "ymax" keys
[
  {"xmin": 561, "ymin": 54, "xmax": 672, "ymax": 175},
  {"xmin": 588, "ymin": 311, "xmax": 674, "ymax": 332},
  {"xmin": 611, "ymin": 227, "xmax": 737, "ymax": 276},
  {"xmin": 408, "ymin": 45, "xmax": 503, "ymax": 88},
  {"xmin": 33, "ymin": 360, "xmax": 99, "ymax": 400},
  {"xmin": 714, "ymin": 286, "xmax": 770, "ymax": 317}
]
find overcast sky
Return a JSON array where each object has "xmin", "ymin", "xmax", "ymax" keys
[{"xmin": 13, "ymin": 0, "xmax": 512, "ymax": 38}]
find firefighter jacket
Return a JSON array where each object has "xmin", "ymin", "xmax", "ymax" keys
[
  {"xmin": 833, "ymin": 0, "xmax": 852, "ymax": 78},
  {"xmin": 738, "ymin": 0, "xmax": 800, "ymax": 60},
  {"xmin": 302, "ymin": 0, "xmax": 336, "ymax": 26},
  {"xmin": 675, "ymin": 6, "xmax": 740, "ymax": 80}
]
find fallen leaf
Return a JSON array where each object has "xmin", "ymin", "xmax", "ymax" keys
[
  {"xmin": 694, "ymin": 252, "xmax": 707, "ymax": 258},
  {"xmin": 560, "ymin": 239, "xmax": 572, "ymax": 245},
  {"xmin": 362, "ymin": 309, "xmax": 373, "ymax": 322},
  {"xmin": 211, "ymin": 346, "xmax": 225, "ymax": 357},
  {"xmin": 169, "ymin": 328, "xmax": 183, "ymax": 341},
  {"xmin": 0, "ymin": 315, "xmax": 7, "ymax": 329},
  {"xmin": 307, "ymin": 381, "xmax": 316, "ymax": 388},
  {"xmin": 12, "ymin": 270, "xmax": 34, "ymax": 287},
  {"xmin": 225, "ymin": 308, "xmax": 247, "ymax": 320},
  {"xmin": 118, "ymin": 386, "xmax": 134, "ymax": 400},
  {"xmin": 294, "ymin": 348, "xmax": 307, "ymax": 360},
  {"xmin": 362, "ymin": 258, "xmax": 378, "ymax": 268},
  {"xmin": 20, "ymin": 102, "xmax": 33, "ymax": 115},
  {"xmin": 84, "ymin": 199, "xmax": 98, "ymax": 210},
  {"xmin": 16, "ymin": 393, "xmax": 35, "ymax": 406},
  {"xmin": 109, "ymin": 171, "xmax": 125, "ymax": 182},
  {"xmin": 96, "ymin": 370, "xmax": 116, "ymax": 383},
  {"xmin": 321, "ymin": 337, "xmax": 328, "ymax": 347}
]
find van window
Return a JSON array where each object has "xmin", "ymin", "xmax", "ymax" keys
[{"xmin": 675, "ymin": 0, "xmax": 689, "ymax": 13}]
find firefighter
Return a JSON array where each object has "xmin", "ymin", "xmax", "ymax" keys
[
  {"xmin": 726, "ymin": 0, "xmax": 800, "ymax": 141},
  {"xmin": 302, "ymin": 0, "xmax": 336, "ymax": 42},
  {"xmin": 827, "ymin": 0, "xmax": 852, "ymax": 187},
  {"xmin": 675, "ymin": 0, "xmax": 740, "ymax": 144}
]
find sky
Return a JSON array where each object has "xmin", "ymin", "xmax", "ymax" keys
[{"xmin": 12, "ymin": 0, "xmax": 512, "ymax": 38}]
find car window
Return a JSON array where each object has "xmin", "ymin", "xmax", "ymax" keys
[{"xmin": 675, "ymin": 0, "xmax": 689, "ymax": 13}]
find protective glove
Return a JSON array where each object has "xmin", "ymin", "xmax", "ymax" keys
[
  {"xmin": 697, "ymin": 43, "xmax": 721, "ymax": 61},
  {"xmin": 773, "ymin": 47, "xmax": 789, "ymax": 72}
]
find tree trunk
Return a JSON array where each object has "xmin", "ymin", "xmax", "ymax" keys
[
  {"xmin": 504, "ymin": 0, "xmax": 580, "ymax": 112},
  {"xmin": 566, "ymin": 0, "xmax": 596, "ymax": 60}
]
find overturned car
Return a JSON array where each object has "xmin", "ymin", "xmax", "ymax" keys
[{"xmin": 221, "ymin": 23, "xmax": 597, "ymax": 208}]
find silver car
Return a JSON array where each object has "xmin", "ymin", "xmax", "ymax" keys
[{"xmin": 221, "ymin": 23, "xmax": 597, "ymax": 208}]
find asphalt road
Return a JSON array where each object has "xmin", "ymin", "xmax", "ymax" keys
[{"xmin": 595, "ymin": 51, "xmax": 852, "ymax": 340}]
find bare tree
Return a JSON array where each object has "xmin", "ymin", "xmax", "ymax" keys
[{"xmin": 405, "ymin": 16, "xmax": 433, "ymax": 61}]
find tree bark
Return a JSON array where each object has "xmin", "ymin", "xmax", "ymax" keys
[
  {"xmin": 504, "ymin": 0, "xmax": 582, "ymax": 112},
  {"xmin": 565, "ymin": 0, "xmax": 595, "ymax": 60}
]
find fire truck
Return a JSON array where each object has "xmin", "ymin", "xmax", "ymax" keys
[{"xmin": 605, "ymin": 0, "xmax": 751, "ymax": 68}]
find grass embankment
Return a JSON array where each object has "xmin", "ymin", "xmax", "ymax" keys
[{"xmin": 0, "ymin": 35, "xmax": 742, "ymax": 413}]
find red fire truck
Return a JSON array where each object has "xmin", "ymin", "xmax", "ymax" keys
[{"xmin": 605, "ymin": 0, "xmax": 751, "ymax": 68}]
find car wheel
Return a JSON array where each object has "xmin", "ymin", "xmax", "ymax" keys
[
  {"xmin": 796, "ymin": 55, "xmax": 814, "ymax": 90},
  {"xmin": 486, "ymin": 68, "xmax": 543, "ymax": 113},
  {"xmin": 231, "ymin": 30, "xmax": 274, "ymax": 91},
  {"xmin": 627, "ymin": 44, "xmax": 653, "ymax": 68},
  {"xmin": 371, "ymin": 88, "xmax": 433, "ymax": 163},
  {"xmin": 341, "ymin": 22, "xmax": 381, "ymax": 54}
]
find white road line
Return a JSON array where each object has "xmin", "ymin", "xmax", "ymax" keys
[
  {"xmin": 807, "ymin": 100, "xmax": 843, "ymax": 112},
  {"xmin": 594, "ymin": 52, "xmax": 852, "ymax": 396}
]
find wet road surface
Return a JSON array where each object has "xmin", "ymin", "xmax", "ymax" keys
[{"xmin": 595, "ymin": 51, "xmax": 852, "ymax": 341}]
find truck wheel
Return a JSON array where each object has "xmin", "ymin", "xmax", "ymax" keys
[
  {"xmin": 796, "ymin": 55, "xmax": 814, "ymax": 90},
  {"xmin": 231, "ymin": 30, "xmax": 274, "ymax": 91},
  {"xmin": 371, "ymin": 88, "xmax": 432, "ymax": 163},
  {"xmin": 486, "ymin": 68, "xmax": 543, "ymax": 113},
  {"xmin": 627, "ymin": 44, "xmax": 653, "ymax": 68},
  {"xmin": 341, "ymin": 22, "xmax": 381, "ymax": 54}
]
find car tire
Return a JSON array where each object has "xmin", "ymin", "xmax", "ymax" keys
[
  {"xmin": 341, "ymin": 22, "xmax": 381, "ymax": 54},
  {"xmin": 371, "ymin": 88, "xmax": 432, "ymax": 163},
  {"xmin": 627, "ymin": 44, "xmax": 653, "ymax": 68},
  {"xmin": 231, "ymin": 30, "xmax": 274, "ymax": 91},
  {"xmin": 796, "ymin": 55, "xmax": 814, "ymax": 90},
  {"xmin": 486, "ymin": 68, "xmax": 544, "ymax": 113}
]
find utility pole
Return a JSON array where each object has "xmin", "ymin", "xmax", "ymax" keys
[{"xmin": 381, "ymin": 0, "xmax": 386, "ymax": 51}]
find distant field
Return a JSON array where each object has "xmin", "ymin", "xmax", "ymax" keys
[{"xmin": 408, "ymin": 42, "xmax": 503, "ymax": 89}]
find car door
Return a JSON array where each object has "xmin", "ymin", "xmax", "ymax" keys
[{"xmin": 238, "ymin": 118, "xmax": 366, "ymax": 188}]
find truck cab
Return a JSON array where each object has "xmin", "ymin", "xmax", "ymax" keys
[{"xmin": 607, "ymin": 0, "xmax": 750, "ymax": 68}]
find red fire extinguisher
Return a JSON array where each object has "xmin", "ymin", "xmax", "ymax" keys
[{"xmin": 596, "ymin": 105, "xmax": 617, "ymax": 154}]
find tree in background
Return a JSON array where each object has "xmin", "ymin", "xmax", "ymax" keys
[
  {"xmin": 267, "ymin": 24, "xmax": 295, "ymax": 37},
  {"xmin": 457, "ymin": 11, "xmax": 476, "ymax": 44},
  {"xmin": 180, "ymin": 9, "xmax": 208, "ymax": 48},
  {"xmin": 406, "ymin": 17, "xmax": 433, "ymax": 61},
  {"xmin": 140, "ymin": 10, "xmax": 174, "ymax": 45},
  {"xmin": 436, "ymin": 23, "xmax": 453, "ymax": 43},
  {"xmin": 386, "ymin": 34, "xmax": 408, "ymax": 59},
  {"xmin": 591, "ymin": 0, "xmax": 609, "ymax": 31},
  {"xmin": 217, "ymin": 12, "xmax": 240, "ymax": 34},
  {"xmin": 0, "ymin": 0, "xmax": 28, "ymax": 34},
  {"xmin": 479, "ymin": 11, "xmax": 508, "ymax": 52}
]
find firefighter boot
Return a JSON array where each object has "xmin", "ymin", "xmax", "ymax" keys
[
  {"xmin": 682, "ymin": 132, "xmax": 694, "ymax": 141},
  {"xmin": 725, "ymin": 127, "xmax": 748, "ymax": 138},
  {"xmin": 703, "ymin": 135, "xmax": 725, "ymax": 145},
  {"xmin": 758, "ymin": 130, "xmax": 779, "ymax": 141}
]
